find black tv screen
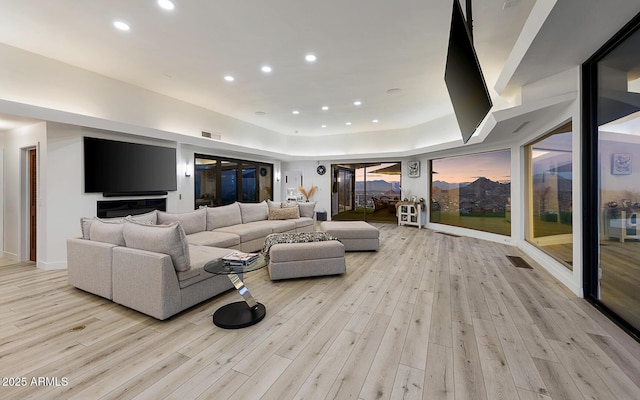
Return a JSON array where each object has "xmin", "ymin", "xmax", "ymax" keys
[
  {"xmin": 444, "ymin": 0, "xmax": 493, "ymax": 143},
  {"xmin": 84, "ymin": 137, "xmax": 177, "ymax": 195}
]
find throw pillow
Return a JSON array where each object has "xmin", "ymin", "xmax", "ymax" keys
[
  {"xmin": 80, "ymin": 217, "xmax": 94, "ymax": 239},
  {"xmin": 297, "ymin": 201, "xmax": 317, "ymax": 218},
  {"xmin": 268, "ymin": 206, "xmax": 300, "ymax": 220},
  {"xmin": 123, "ymin": 221, "xmax": 191, "ymax": 272},
  {"xmin": 157, "ymin": 208, "xmax": 206, "ymax": 235},
  {"xmin": 267, "ymin": 199, "xmax": 282, "ymax": 208},
  {"xmin": 128, "ymin": 209, "xmax": 158, "ymax": 225},
  {"xmin": 81, "ymin": 215, "xmax": 128, "ymax": 239},
  {"xmin": 89, "ymin": 218, "xmax": 126, "ymax": 246}
]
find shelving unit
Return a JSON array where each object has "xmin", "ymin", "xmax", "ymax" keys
[
  {"xmin": 397, "ymin": 202, "xmax": 425, "ymax": 229},
  {"xmin": 609, "ymin": 210, "xmax": 639, "ymax": 242}
]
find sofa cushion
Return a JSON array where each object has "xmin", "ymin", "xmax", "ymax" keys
[
  {"xmin": 297, "ymin": 202, "xmax": 317, "ymax": 218},
  {"xmin": 81, "ymin": 215, "xmax": 126, "ymax": 240},
  {"xmin": 187, "ymin": 231, "xmax": 241, "ymax": 248},
  {"xmin": 80, "ymin": 217, "xmax": 93, "ymax": 239},
  {"xmin": 157, "ymin": 208, "xmax": 206, "ymax": 235},
  {"xmin": 129, "ymin": 210, "xmax": 158, "ymax": 225},
  {"xmin": 266, "ymin": 219, "xmax": 297, "ymax": 233},
  {"xmin": 294, "ymin": 217, "xmax": 315, "ymax": 230},
  {"xmin": 81, "ymin": 211, "xmax": 158, "ymax": 239},
  {"xmin": 215, "ymin": 222, "xmax": 273, "ymax": 242},
  {"xmin": 89, "ymin": 218, "xmax": 126, "ymax": 246},
  {"xmin": 239, "ymin": 201, "xmax": 269, "ymax": 223},
  {"xmin": 123, "ymin": 221, "xmax": 191, "ymax": 272},
  {"xmin": 268, "ymin": 206, "xmax": 300, "ymax": 220},
  {"xmin": 206, "ymin": 202, "xmax": 242, "ymax": 230},
  {"xmin": 176, "ymin": 245, "xmax": 234, "ymax": 288},
  {"xmin": 267, "ymin": 199, "xmax": 282, "ymax": 208}
]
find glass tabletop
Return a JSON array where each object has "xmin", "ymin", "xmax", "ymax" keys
[{"xmin": 204, "ymin": 253, "xmax": 269, "ymax": 275}]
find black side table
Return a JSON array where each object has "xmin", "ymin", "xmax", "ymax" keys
[{"xmin": 204, "ymin": 254, "xmax": 269, "ymax": 329}]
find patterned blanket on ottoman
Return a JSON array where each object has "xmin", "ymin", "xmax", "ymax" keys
[{"xmin": 262, "ymin": 232, "xmax": 340, "ymax": 255}]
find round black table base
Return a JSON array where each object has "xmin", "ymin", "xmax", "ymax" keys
[{"xmin": 213, "ymin": 301, "xmax": 266, "ymax": 329}]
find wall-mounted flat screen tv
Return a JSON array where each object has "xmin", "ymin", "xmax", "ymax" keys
[
  {"xmin": 444, "ymin": 0, "xmax": 493, "ymax": 143},
  {"xmin": 84, "ymin": 137, "xmax": 177, "ymax": 196}
]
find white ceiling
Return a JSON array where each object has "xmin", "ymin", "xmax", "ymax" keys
[{"xmin": 0, "ymin": 0, "xmax": 535, "ymax": 137}]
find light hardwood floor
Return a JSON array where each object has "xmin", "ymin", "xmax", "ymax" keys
[{"xmin": 1, "ymin": 224, "xmax": 640, "ymax": 399}]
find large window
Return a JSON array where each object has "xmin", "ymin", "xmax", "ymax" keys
[
  {"xmin": 194, "ymin": 155, "xmax": 272, "ymax": 208},
  {"xmin": 584, "ymin": 12, "xmax": 640, "ymax": 337},
  {"xmin": 430, "ymin": 150, "xmax": 511, "ymax": 236},
  {"xmin": 525, "ymin": 122, "xmax": 573, "ymax": 270}
]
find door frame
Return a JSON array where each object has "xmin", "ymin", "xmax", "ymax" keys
[{"xmin": 20, "ymin": 146, "xmax": 38, "ymax": 262}]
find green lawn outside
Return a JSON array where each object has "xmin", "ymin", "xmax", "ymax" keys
[{"xmin": 434, "ymin": 212, "xmax": 511, "ymax": 236}]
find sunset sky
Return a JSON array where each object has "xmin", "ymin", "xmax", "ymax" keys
[
  {"xmin": 355, "ymin": 163, "xmax": 402, "ymax": 183},
  {"xmin": 432, "ymin": 150, "xmax": 511, "ymax": 183}
]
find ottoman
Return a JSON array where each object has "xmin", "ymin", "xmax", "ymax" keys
[
  {"xmin": 268, "ymin": 240, "xmax": 346, "ymax": 280},
  {"xmin": 319, "ymin": 221, "xmax": 379, "ymax": 251}
]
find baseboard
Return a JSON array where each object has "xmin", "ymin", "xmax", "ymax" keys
[
  {"xmin": 37, "ymin": 260, "xmax": 68, "ymax": 270},
  {"xmin": 1, "ymin": 251, "xmax": 18, "ymax": 261}
]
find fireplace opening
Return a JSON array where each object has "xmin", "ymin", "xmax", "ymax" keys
[{"xmin": 97, "ymin": 198, "xmax": 167, "ymax": 218}]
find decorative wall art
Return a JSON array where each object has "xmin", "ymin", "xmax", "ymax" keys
[
  {"xmin": 612, "ymin": 153, "xmax": 632, "ymax": 175},
  {"xmin": 408, "ymin": 161, "xmax": 420, "ymax": 177}
]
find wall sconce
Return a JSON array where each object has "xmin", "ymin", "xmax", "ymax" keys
[
  {"xmin": 185, "ymin": 162, "xmax": 192, "ymax": 177},
  {"xmin": 275, "ymin": 171, "xmax": 281, "ymax": 182}
]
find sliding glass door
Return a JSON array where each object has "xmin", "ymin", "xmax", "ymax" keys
[
  {"xmin": 331, "ymin": 162, "xmax": 401, "ymax": 222},
  {"xmin": 194, "ymin": 155, "xmax": 273, "ymax": 208},
  {"xmin": 584, "ymin": 13, "xmax": 640, "ymax": 337}
]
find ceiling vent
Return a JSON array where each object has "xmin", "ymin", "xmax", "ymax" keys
[{"xmin": 201, "ymin": 131, "xmax": 221, "ymax": 140}]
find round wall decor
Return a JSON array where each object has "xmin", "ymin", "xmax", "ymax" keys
[
  {"xmin": 316, "ymin": 165, "xmax": 326, "ymax": 175},
  {"xmin": 259, "ymin": 167, "xmax": 268, "ymax": 177}
]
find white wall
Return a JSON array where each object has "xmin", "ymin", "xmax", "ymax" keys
[
  {"xmin": 280, "ymin": 161, "xmax": 332, "ymax": 217},
  {"xmin": 399, "ymin": 158, "xmax": 429, "ymax": 202}
]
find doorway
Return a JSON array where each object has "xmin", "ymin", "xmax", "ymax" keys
[
  {"xmin": 331, "ymin": 162, "xmax": 401, "ymax": 222},
  {"xmin": 29, "ymin": 148, "xmax": 37, "ymax": 262}
]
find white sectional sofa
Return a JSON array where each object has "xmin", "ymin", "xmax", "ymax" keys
[{"xmin": 67, "ymin": 201, "xmax": 316, "ymax": 320}]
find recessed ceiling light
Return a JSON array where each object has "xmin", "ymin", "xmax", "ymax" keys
[
  {"xmin": 224, "ymin": 75, "xmax": 235, "ymax": 82},
  {"xmin": 292, "ymin": 110, "xmax": 300, "ymax": 115},
  {"xmin": 353, "ymin": 100, "xmax": 362, "ymax": 106},
  {"xmin": 157, "ymin": 0, "xmax": 175, "ymax": 10},
  {"xmin": 113, "ymin": 21, "xmax": 130, "ymax": 31},
  {"xmin": 255, "ymin": 111, "xmax": 266, "ymax": 115},
  {"xmin": 345, "ymin": 122, "xmax": 352, "ymax": 126},
  {"xmin": 372, "ymin": 119, "xmax": 379, "ymax": 123},
  {"xmin": 321, "ymin": 125, "xmax": 327, "ymax": 128},
  {"xmin": 305, "ymin": 54, "xmax": 317, "ymax": 63},
  {"xmin": 321, "ymin": 106, "xmax": 329, "ymax": 111},
  {"xmin": 261, "ymin": 65, "xmax": 272, "ymax": 73}
]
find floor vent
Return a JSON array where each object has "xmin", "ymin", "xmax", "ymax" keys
[
  {"xmin": 436, "ymin": 232, "xmax": 460, "ymax": 237},
  {"xmin": 506, "ymin": 255, "xmax": 533, "ymax": 269}
]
